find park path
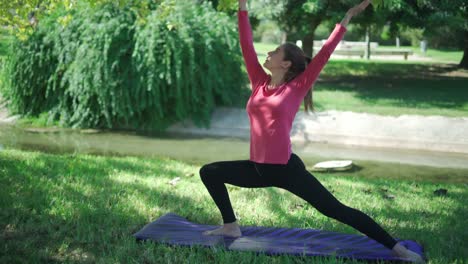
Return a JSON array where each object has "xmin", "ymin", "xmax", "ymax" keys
[{"xmin": 167, "ymin": 107, "xmax": 468, "ymax": 155}]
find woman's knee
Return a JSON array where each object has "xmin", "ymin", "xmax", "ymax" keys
[
  {"xmin": 199, "ymin": 164, "xmax": 209, "ymax": 178},
  {"xmin": 199, "ymin": 163, "xmax": 217, "ymax": 182}
]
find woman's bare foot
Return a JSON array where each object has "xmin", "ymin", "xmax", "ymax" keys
[
  {"xmin": 202, "ymin": 221, "xmax": 242, "ymax": 237},
  {"xmin": 392, "ymin": 242, "xmax": 425, "ymax": 263}
]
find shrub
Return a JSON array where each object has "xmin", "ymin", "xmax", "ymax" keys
[{"xmin": 0, "ymin": 0, "xmax": 246, "ymax": 130}]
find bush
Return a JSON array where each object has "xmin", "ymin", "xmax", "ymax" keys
[
  {"xmin": 0, "ymin": 0, "xmax": 246, "ymax": 130},
  {"xmin": 0, "ymin": 19, "xmax": 59, "ymax": 116},
  {"xmin": 132, "ymin": 0, "xmax": 245, "ymax": 130}
]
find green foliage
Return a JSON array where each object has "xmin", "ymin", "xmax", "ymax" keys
[
  {"xmin": 370, "ymin": 0, "xmax": 384, "ymax": 9},
  {"xmin": 56, "ymin": 3, "xmax": 138, "ymax": 128},
  {"xmin": 1, "ymin": 0, "xmax": 246, "ymax": 130},
  {"xmin": 132, "ymin": 0, "xmax": 244, "ymax": 130},
  {"xmin": 380, "ymin": 24, "xmax": 390, "ymax": 40},
  {"xmin": 216, "ymin": 0, "xmax": 238, "ymax": 12},
  {"xmin": 16, "ymin": 111, "xmax": 60, "ymax": 127},
  {"xmin": 0, "ymin": 0, "xmax": 159, "ymax": 32},
  {"xmin": 398, "ymin": 27, "xmax": 424, "ymax": 46},
  {"xmin": 0, "ymin": 19, "xmax": 59, "ymax": 116}
]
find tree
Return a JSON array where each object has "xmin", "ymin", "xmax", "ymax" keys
[
  {"xmin": 327, "ymin": 1, "xmax": 377, "ymax": 59},
  {"xmin": 0, "ymin": 0, "xmax": 160, "ymax": 37},
  {"xmin": 209, "ymin": 0, "xmax": 352, "ymax": 57},
  {"xmin": 250, "ymin": 0, "xmax": 382, "ymax": 58},
  {"xmin": 415, "ymin": 0, "xmax": 468, "ymax": 68},
  {"xmin": 373, "ymin": 0, "xmax": 467, "ymax": 68},
  {"xmin": 0, "ymin": 0, "xmax": 48, "ymax": 34},
  {"xmin": 275, "ymin": 0, "xmax": 384, "ymax": 58}
]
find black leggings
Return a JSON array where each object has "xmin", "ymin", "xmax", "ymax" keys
[{"xmin": 199, "ymin": 153, "xmax": 398, "ymax": 250}]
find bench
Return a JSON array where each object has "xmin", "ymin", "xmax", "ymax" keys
[
  {"xmin": 313, "ymin": 40, "xmax": 379, "ymax": 49},
  {"xmin": 313, "ymin": 47, "xmax": 414, "ymax": 60},
  {"xmin": 372, "ymin": 49, "xmax": 414, "ymax": 60}
]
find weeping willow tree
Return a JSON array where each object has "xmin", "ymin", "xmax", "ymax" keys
[
  {"xmin": 56, "ymin": 3, "xmax": 138, "ymax": 128},
  {"xmin": 132, "ymin": 0, "xmax": 244, "ymax": 130},
  {"xmin": 0, "ymin": 0, "xmax": 245, "ymax": 130},
  {"xmin": 0, "ymin": 24, "xmax": 57, "ymax": 117}
]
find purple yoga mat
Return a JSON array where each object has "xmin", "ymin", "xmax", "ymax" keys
[{"xmin": 134, "ymin": 213, "xmax": 426, "ymax": 262}]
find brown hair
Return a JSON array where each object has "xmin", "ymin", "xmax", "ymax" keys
[{"xmin": 281, "ymin": 42, "xmax": 313, "ymax": 113}]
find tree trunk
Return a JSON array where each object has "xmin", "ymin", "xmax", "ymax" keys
[
  {"xmin": 303, "ymin": 34, "xmax": 315, "ymax": 58},
  {"xmin": 281, "ymin": 31, "xmax": 287, "ymax": 44},
  {"xmin": 365, "ymin": 25, "xmax": 371, "ymax": 60},
  {"xmin": 302, "ymin": 23, "xmax": 319, "ymax": 58},
  {"xmin": 459, "ymin": 30, "xmax": 468, "ymax": 69}
]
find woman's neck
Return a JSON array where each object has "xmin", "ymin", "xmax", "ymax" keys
[{"xmin": 269, "ymin": 74, "xmax": 285, "ymax": 87}]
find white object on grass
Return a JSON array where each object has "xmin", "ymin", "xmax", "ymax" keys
[
  {"xmin": 312, "ymin": 160, "xmax": 353, "ymax": 171},
  {"xmin": 168, "ymin": 177, "xmax": 181, "ymax": 186}
]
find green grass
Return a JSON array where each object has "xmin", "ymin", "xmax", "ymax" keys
[
  {"xmin": 378, "ymin": 45, "xmax": 464, "ymax": 63},
  {"xmin": 418, "ymin": 48, "xmax": 464, "ymax": 63},
  {"xmin": 1, "ymin": 148, "xmax": 467, "ymax": 263},
  {"xmin": 255, "ymin": 42, "xmax": 464, "ymax": 63},
  {"xmin": 309, "ymin": 61, "xmax": 468, "ymax": 116},
  {"xmin": 234, "ymin": 43, "xmax": 468, "ymax": 117},
  {"xmin": 14, "ymin": 112, "xmax": 60, "ymax": 128}
]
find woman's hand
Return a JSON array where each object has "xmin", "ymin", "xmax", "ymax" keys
[
  {"xmin": 340, "ymin": 0, "xmax": 371, "ymax": 27},
  {"xmin": 347, "ymin": 0, "xmax": 371, "ymax": 17},
  {"xmin": 239, "ymin": 0, "xmax": 247, "ymax": 11}
]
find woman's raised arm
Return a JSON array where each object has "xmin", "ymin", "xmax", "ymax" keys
[
  {"xmin": 291, "ymin": 0, "xmax": 371, "ymax": 97},
  {"xmin": 238, "ymin": 0, "xmax": 268, "ymax": 89}
]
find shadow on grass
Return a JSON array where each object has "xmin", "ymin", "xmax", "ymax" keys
[
  {"xmin": 322, "ymin": 61, "xmax": 466, "ymax": 79},
  {"xmin": 316, "ymin": 61, "xmax": 468, "ymax": 111},
  {"xmin": 317, "ymin": 77, "xmax": 468, "ymax": 110},
  {"xmin": 1, "ymin": 151, "xmax": 466, "ymax": 263},
  {"xmin": 0, "ymin": 152, "xmax": 213, "ymax": 263}
]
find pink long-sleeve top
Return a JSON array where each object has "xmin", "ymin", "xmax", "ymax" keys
[{"xmin": 238, "ymin": 10, "xmax": 347, "ymax": 164}]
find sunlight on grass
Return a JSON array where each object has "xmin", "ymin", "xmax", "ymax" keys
[{"xmin": 1, "ymin": 148, "xmax": 467, "ymax": 263}]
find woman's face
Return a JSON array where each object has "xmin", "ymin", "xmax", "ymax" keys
[{"xmin": 263, "ymin": 45, "xmax": 289, "ymax": 70}]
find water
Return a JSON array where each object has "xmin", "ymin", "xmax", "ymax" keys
[{"xmin": 1, "ymin": 124, "xmax": 468, "ymax": 169}]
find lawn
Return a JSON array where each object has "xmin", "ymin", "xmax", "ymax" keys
[
  {"xmin": 1, "ymin": 149, "xmax": 467, "ymax": 263},
  {"xmin": 378, "ymin": 45, "xmax": 464, "ymax": 63},
  {"xmin": 232, "ymin": 42, "xmax": 468, "ymax": 118},
  {"xmin": 254, "ymin": 42, "xmax": 464, "ymax": 64}
]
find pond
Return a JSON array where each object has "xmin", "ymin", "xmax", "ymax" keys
[{"xmin": 1, "ymin": 124, "xmax": 468, "ymax": 169}]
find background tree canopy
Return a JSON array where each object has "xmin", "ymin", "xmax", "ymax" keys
[
  {"xmin": 0, "ymin": 0, "xmax": 246, "ymax": 130},
  {"xmin": 210, "ymin": 0, "xmax": 467, "ymax": 68},
  {"xmin": 0, "ymin": 0, "xmax": 466, "ymax": 131}
]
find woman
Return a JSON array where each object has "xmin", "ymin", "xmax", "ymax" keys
[{"xmin": 200, "ymin": 0, "xmax": 424, "ymax": 263}]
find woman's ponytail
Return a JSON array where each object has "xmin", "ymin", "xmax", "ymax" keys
[{"xmin": 282, "ymin": 42, "xmax": 315, "ymax": 114}]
